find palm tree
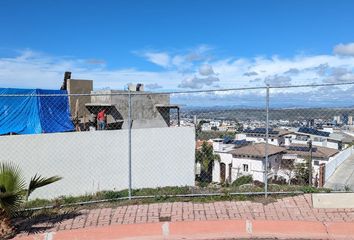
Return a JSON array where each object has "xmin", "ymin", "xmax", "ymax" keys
[
  {"xmin": 0, "ymin": 162, "xmax": 62, "ymax": 216},
  {"xmin": 196, "ymin": 142, "xmax": 220, "ymax": 183}
]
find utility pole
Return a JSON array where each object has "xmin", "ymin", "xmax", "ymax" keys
[{"xmin": 308, "ymin": 139, "xmax": 312, "ymax": 186}]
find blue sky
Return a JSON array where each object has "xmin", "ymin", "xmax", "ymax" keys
[{"xmin": 1, "ymin": 0, "xmax": 354, "ymax": 95}]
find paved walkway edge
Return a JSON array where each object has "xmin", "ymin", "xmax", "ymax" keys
[{"xmin": 15, "ymin": 220, "xmax": 354, "ymax": 240}]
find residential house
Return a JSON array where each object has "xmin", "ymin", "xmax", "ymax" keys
[
  {"xmin": 280, "ymin": 144, "xmax": 339, "ymax": 183},
  {"xmin": 287, "ymin": 127, "xmax": 342, "ymax": 150},
  {"xmin": 212, "ymin": 143, "xmax": 286, "ymax": 183}
]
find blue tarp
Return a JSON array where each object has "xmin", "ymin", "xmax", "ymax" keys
[{"xmin": 0, "ymin": 88, "xmax": 74, "ymax": 135}]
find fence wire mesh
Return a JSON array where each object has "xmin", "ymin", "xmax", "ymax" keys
[{"xmin": 1, "ymin": 83, "xmax": 354, "ymax": 209}]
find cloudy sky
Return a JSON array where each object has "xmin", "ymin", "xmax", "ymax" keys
[{"xmin": 1, "ymin": 0, "xmax": 354, "ymax": 107}]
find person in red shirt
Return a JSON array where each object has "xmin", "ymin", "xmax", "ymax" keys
[{"xmin": 97, "ymin": 109, "xmax": 106, "ymax": 130}]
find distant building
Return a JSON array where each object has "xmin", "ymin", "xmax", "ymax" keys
[
  {"xmin": 342, "ymin": 113, "xmax": 349, "ymax": 125},
  {"xmin": 289, "ymin": 127, "xmax": 342, "ymax": 150},
  {"xmin": 333, "ymin": 116, "xmax": 341, "ymax": 125},
  {"xmin": 349, "ymin": 116, "xmax": 353, "ymax": 125},
  {"xmin": 235, "ymin": 128, "xmax": 291, "ymax": 146},
  {"xmin": 307, "ymin": 119, "xmax": 315, "ymax": 127},
  {"xmin": 201, "ymin": 123, "xmax": 211, "ymax": 131}
]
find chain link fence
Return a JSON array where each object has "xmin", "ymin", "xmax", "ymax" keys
[{"xmin": 1, "ymin": 83, "xmax": 354, "ymax": 208}]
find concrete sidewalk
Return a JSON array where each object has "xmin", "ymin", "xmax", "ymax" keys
[
  {"xmin": 13, "ymin": 194, "xmax": 354, "ymax": 239},
  {"xmin": 14, "ymin": 220, "xmax": 354, "ymax": 240}
]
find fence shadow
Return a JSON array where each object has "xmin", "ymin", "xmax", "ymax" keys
[{"xmin": 12, "ymin": 208, "xmax": 81, "ymax": 235}]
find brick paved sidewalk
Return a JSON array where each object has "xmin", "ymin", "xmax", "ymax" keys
[{"xmin": 14, "ymin": 194, "xmax": 354, "ymax": 238}]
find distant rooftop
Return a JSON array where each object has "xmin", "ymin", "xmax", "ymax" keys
[
  {"xmin": 297, "ymin": 127, "xmax": 330, "ymax": 137},
  {"xmin": 243, "ymin": 128, "xmax": 291, "ymax": 137},
  {"xmin": 286, "ymin": 144, "xmax": 339, "ymax": 159}
]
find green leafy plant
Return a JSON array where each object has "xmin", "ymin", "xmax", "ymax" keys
[
  {"xmin": 196, "ymin": 142, "xmax": 220, "ymax": 183},
  {"xmin": 294, "ymin": 158, "xmax": 311, "ymax": 185},
  {"xmin": 231, "ymin": 175, "xmax": 253, "ymax": 187},
  {"xmin": 0, "ymin": 162, "xmax": 62, "ymax": 216},
  {"xmin": 300, "ymin": 185, "xmax": 319, "ymax": 193}
]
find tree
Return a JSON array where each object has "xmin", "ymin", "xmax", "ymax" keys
[
  {"xmin": 0, "ymin": 162, "xmax": 62, "ymax": 216},
  {"xmin": 196, "ymin": 120, "xmax": 209, "ymax": 138},
  {"xmin": 294, "ymin": 157, "xmax": 311, "ymax": 185},
  {"xmin": 196, "ymin": 142, "xmax": 220, "ymax": 183},
  {"xmin": 235, "ymin": 120, "xmax": 243, "ymax": 132},
  {"xmin": 281, "ymin": 159, "xmax": 296, "ymax": 185}
]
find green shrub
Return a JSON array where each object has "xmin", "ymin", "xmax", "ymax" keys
[
  {"xmin": 23, "ymin": 198, "xmax": 52, "ymax": 208},
  {"xmin": 238, "ymin": 184, "xmax": 263, "ymax": 192},
  {"xmin": 253, "ymin": 180, "xmax": 265, "ymax": 188},
  {"xmin": 198, "ymin": 181, "xmax": 209, "ymax": 188},
  {"xmin": 231, "ymin": 175, "xmax": 253, "ymax": 187},
  {"xmin": 300, "ymin": 186, "xmax": 320, "ymax": 193},
  {"xmin": 102, "ymin": 191, "xmax": 125, "ymax": 199},
  {"xmin": 268, "ymin": 184, "xmax": 281, "ymax": 192}
]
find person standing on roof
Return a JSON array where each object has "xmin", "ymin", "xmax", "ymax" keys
[{"xmin": 97, "ymin": 109, "xmax": 106, "ymax": 130}]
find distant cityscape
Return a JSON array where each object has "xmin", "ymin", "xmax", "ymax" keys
[{"xmin": 174, "ymin": 108, "xmax": 354, "ymax": 131}]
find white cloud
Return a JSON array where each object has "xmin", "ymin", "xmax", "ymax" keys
[
  {"xmin": 264, "ymin": 75, "xmax": 292, "ymax": 86},
  {"xmin": 334, "ymin": 42, "xmax": 354, "ymax": 56},
  {"xmin": 178, "ymin": 76, "xmax": 220, "ymax": 89},
  {"xmin": 323, "ymin": 67, "xmax": 354, "ymax": 83},
  {"xmin": 243, "ymin": 71, "xmax": 258, "ymax": 76},
  {"xmin": 145, "ymin": 83, "xmax": 163, "ymax": 90},
  {"xmin": 0, "ymin": 50, "xmax": 185, "ymax": 89},
  {"xmin": 138, "ymin": 45, "xmax": 212, "ymax": 72},
  {"xmin": 2, "ymin": 42, "xmax": 354, "ymax": 92},
  {"xmin": 142, "ymin": 52, "xmax": 171, "ymax": 68},
  {"xmin": 283, "ymin": 68, "xmax": 300, "ymax": 75},
  {"xmin": 199, "ymin": 64, "xmax": 215, "ymax": 76}
]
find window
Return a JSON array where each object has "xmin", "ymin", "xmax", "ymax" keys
[
  {"xmin": 243, "ymin": 164, "xmax": 249, "ymax": 172},
  {"xmin": 314, "ymin": 160, "xmax": 319, "ymax": 166}
]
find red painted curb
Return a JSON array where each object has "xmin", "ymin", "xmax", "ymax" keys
[{"xmin": 13, "ymin": 220, "xmax": 354, "ymax": 240}]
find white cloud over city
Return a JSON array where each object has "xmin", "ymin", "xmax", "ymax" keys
[{"xmin": 1, "ymin": 43, "xmax": 354, "ymax": 94}]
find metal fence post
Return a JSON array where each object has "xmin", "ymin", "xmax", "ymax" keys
[
  {"xmin": 264, "ymin": 85, "xmax": 270, "ymax": 198},
  {"xmin": 128, "ymin": 90, "xmax": 132, "ymax": 200}
]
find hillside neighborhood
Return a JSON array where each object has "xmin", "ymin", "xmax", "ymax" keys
[
  {"xmin": 2, "ymin": 1, "xmax": 354, "ymax": 239},
  {"xmin": 1, "ymin": 73, "xmax": 354, "ymax": 195}
]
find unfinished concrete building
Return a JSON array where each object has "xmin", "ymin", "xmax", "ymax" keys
[
  {"xmin": 86, "ymin": 89, "xmax": 180, "ymax": 129},
  {"xmin": 60, "ymin": 71, "xmax": 179, "ymax": 130}
]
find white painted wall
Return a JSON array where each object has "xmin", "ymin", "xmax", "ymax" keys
[
  {"xmin": 325, "ymin": 146, "xmax": 353, "ymax": 181},
  {"xmin": 243, "ymin": 136, "xmax": 280, "ymax": 146},
  {"xmin": 235, "ymin": 133, "xmax": 246, "ymax": 140},
  {"xmin": 0, "ymin": 127, "xmax": 195, "ymax": 200},
  {"xmin": 231, "ymin": 157, "xmax": 263, "ymax": 181},
  {"xmin": 212, "ymin": 160, "xmax": 220, "ymax": 182},
  {"xmin": 213, "ymin": 153, "xmax": 232, "ymax": 182},
  {"xmin": 326, "ymin": 141, "xmax": 339, "ymax": 150}
]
